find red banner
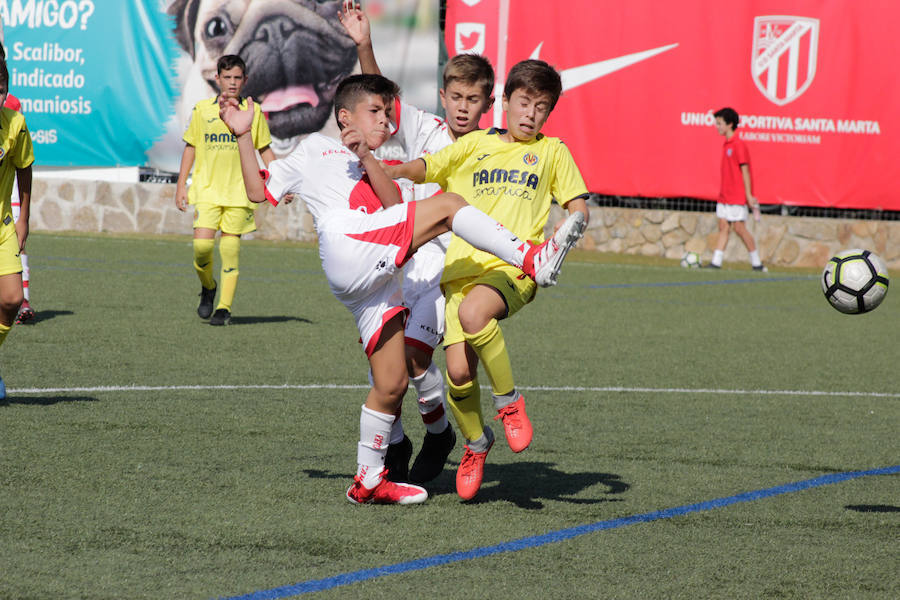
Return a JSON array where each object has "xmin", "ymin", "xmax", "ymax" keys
[{"xmin": 445, "ymin": 0, "xmax": 897, "ymax": 210}]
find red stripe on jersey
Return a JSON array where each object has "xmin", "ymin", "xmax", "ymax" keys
[
  {"xmin": 348, "ymin": 175, "xmax": 401, "ymax": 214},
  {"xmin": 364, "ymin": 306, "xmax": 409, "ymax": 357},
  {"xmin": 345, "ymin": 201, "xmax": 416, "ymax": 268},
  {"xmin": 259, "ymin": 169, "xmax": 279, "ymax": 206}
]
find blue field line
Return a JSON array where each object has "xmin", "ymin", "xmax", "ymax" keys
[
  {"xmin": 218, "ymin": 465, "xmax": 899, "ymax": 600},
  {"xmin": 585, "ymin": 275, "xmax": 814, "ymax": 289}
]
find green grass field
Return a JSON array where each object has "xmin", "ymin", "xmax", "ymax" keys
[{"xmin": 1, "ymin": 232, "xmax": 897, "ymax": 599}]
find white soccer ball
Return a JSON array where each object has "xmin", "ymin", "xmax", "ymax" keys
[
  {"xmin": 680, "ymin": 251, "xmax": 701, "ymax": 268},
  {"xmin": 821, "ymin": 249, "xmax": 889, "ymax": 314}
]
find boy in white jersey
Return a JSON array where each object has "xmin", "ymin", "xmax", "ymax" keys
[
  {"xmin": 385, "ymin": 60, "xmax": 590, "ymax": 500},
  {"xmin": 220, "ymin": 73, "xmax": 570, "ymax": 504},
  {"xmin": 339, "ymin": 1, "xmax": 495, "ymax": 484}
]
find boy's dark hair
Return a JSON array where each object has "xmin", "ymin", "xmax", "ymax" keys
[
  {"xmin": 503, "ymin": 59, "xmax": 562, "ymax": 110},
  {"xmin": 217, "ymin": 54, "xmax": 246, "ymax": 75},
  {"xmin": 443, "ymin": 54, "xmax": 494, "ymax": 100},
  {"xmin": 333, "ymin": 74, "xmax": 400, "ymax": 129},
  {"xmin": 0, "ymin": 59, "xmax": 8, "ymax": 89},
  {"xmin": 714, "ymin": 107, "xmax": 740, "ymax": 129}
]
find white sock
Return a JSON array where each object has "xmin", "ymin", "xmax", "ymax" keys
[
  {"xmin": 21, "ymin": 253, "xmax": 29, "ymax": 302},
  {"xmin": 712, "ymin": 249, "xmax": 724, "ymax": 267},
  {"xmin": 451, "ymin": 205, "xmax": 528, "ymax": 268},
  {"xmin": 357, "ymin": 405, "xmax": 394, "ymax": 487},
  {"xmin": 749, "ymin": 250, "xmax": 762, "ymax": 267},
  {"xmin": 412, "ymin": 362, "xmax": 448, "ymax": 434},
  {"xmin": 389, "ymin": 415, "xmax": 405, "ymax": 445}
]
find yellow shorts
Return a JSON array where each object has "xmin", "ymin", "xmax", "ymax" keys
[
  {"xmin": 0, "ymin": 229, "xmax": 22, "ymax": 276},
  {"xmin": 442, "ymin": 265, "xmax": 536, "ymax": 347},
  {"xmin": 193, "ymin": 203, "xmax": 256, "ymax": 235}
]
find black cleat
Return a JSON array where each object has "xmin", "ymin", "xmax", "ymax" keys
[
  {"xmin": 384, "ymin": 435, "xmax": 413, "ymax": 483},
  {"xmin": 198, "ymin": 282, "xmax": 217, "ymax": 319},
  {"xmin": 209, "ymin": 308, "xmax": 231, "ymax": 326},
  {"xmin": 702, "ymin": 263, "xmax": 721, "ymax": 269},
  {"xmin": 752, "ymin": 265, "xmax": 768, "ymax": 272},
  {"xmin": 409, "ymin": 424, "xmax": 457, "ymax": 484}
]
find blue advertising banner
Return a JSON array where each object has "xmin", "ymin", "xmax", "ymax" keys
[{"xmin": 1, "ymin": 0, "xmax": 180, "ymax": 167}]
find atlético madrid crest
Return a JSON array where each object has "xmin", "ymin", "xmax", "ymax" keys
[{"xmin": 751, "ymin": 15, "xmax": 819, "ymax": 106}]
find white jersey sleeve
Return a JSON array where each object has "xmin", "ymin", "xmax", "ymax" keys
[{"xmin": 264, "ymin": 142, "xmax": 307, "ymax": 204}]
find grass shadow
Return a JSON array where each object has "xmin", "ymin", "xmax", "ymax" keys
[
  {"xmin": 4, "ymin": 395, "xmax": 99, "ymax": 406},
  {"xmin": 228, "ymin": 316, "xmax": 313, "ymax": 325},
  {"xmin": 19, "ymin": 309, "xmax": 75, "ymax": 324},
  {"xmin": 845, "ymin": 504, "xmax": 900, "ymax": 513}
]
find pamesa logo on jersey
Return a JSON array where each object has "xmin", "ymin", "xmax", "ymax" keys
[
  {"xmin": 523, "ymin": 152, "xmax": 538, "ymax": 166},
  {"xmin": 472, "ymin": 168, "xmax": 539, "ymax": 189}
]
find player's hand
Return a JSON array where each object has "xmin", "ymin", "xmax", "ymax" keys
[
  {"xmin": 282, "ymin": 193, "xmax": 296, "ymax": 205},
  {"xmin": 219, "ymin": 96, "xmax": 254, "ymax": 137},
  {"xmin": 749, "ymin": 196, "xmax": 761, "ymax": 221},
  {"xmin": 341, "ymin": 125, "xmax": 371, "ymax": 160},
  {"xmin": 175, "ymin": 186, "xmax": 188, "ymax": 212},
  {"xmin": 338, "ymin": 1, "xmax": 370, "ymax": 46}
]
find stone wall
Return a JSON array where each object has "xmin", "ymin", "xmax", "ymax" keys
[{"xmin": 30, "ymin": 177, "xmax": 900, "ymax": 270}]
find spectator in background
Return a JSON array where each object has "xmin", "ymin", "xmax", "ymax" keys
[{"xmin": 706, "ymin": 107, "xmax": 767, "ymax": 271}]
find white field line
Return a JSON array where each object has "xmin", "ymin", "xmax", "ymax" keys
[{"xmin": 9, "ymin": 384, "xmax": 900, "ymax": 399}]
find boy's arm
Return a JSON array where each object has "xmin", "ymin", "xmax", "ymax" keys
[
  {"xmin": 740, "ymin": 163, "xmax": 760, "ymax": 221},
  {"xmin": 175, "ymin": 144, "xmax": 195, "ymax": 211},
  {"xmin": 564, "ymin": 196, "xmax": 589, "ymax": 225},
  {"xmin": 338, "ymin": 1, "xmax": 381, "ymax": 75},
  {"xmin": 220, "ymin": 98, "xmax": 268, "ymax": 203},
  {"xmin": 382, "ymin": 158, "xmax": 427, "ymax": 184},
  {"xmin": 259, "ymin": 145, "xmax": 276, "ymax": 167},
  {"xmin": 14, "ymin": 165, "xmax": 31, "ymax": 252},
  {"xmin": 340, "ymin": 124, "xmax": 401, "ymax": 207}
]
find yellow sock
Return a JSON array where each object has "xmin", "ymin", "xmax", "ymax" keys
[
  {"xmin": 463, "ymin": 319, "xmax": 514, "ymax": 396},
  {"xmin": 445, "ymin": 376, "xmax": 484, "ymax": 442},
  {"xmin": 0, "ymin": 322, "xmax": 10, "ymax": 349},
  {"xmin": 217, "ymin": 235, "xmax": 240, "ymax": 311},
  {"xmin": 192, "ymin": 238, "xmax": 215, "ymax": 289}
]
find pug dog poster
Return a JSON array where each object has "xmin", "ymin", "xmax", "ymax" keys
[{"xmin": 148, "ymin": 0, "xmax": 357, "ymax": 171}]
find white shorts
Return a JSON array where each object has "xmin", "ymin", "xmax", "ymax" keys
[
  {"xmin": 716, "ymin": 202, "xmax": 748, "ymax": 222},
  {"xmin": 402, "ymin": 241, "xmax": 446, "ymax": 354},
  {"xmin": 317, "ymin": 202, "xmax": 416, "ymax": 356}
]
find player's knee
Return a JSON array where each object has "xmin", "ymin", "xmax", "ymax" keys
[
  {"xmin": 404, "ymin": 345, "xmax": 432, "ymax": 377},
  {"xmin": 445, "ymin": 362, "xmax": 473, "ymax": 387},
  {"xmin": 458, "ymin": 303, "xmax": 491, "ymax": 335},
  {"xmin": 0, "ymin": 291, "xmax": 23, "ymax": 314}
]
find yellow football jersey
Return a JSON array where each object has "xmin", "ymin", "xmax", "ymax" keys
[
  {"xmin": 0, "ymin": 107, "xmax": 34, "ymax": 244},
  {"xmin": 183, "ymin": 96, "xmax": 272, "ymax": 208},
  {"xmin": 424, "ymin": 128, "xmax": 588, "ymax": 283}
]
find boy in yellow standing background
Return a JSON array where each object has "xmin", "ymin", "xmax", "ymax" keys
[{"xmin": 175, "ymin": 54, "xmax": 278, "ymax": 325}]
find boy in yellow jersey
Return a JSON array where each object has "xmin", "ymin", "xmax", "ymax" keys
[
  {"xmin": 340, "ymin": 1, "xmax": 495, "ymax": 484},
  {"xmin": 385, "ymin": 59, "xmax": 589, "ymax": 500},
  {"xmin": 175, "ymin": 54, "xmax": 280, "ymax": 326},
  {"xmin": 0, "ymin": 59, "xmax": 34, "ymax": 402}
]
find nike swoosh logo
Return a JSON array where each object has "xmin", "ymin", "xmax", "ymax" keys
[
  {"xmin": 448, "ymin": 393, "xmax": 467, "ymax": 402},
  {"xmin": 224, "ymin": 268, "xmax": 236, "ymax": 273},
  {"xmin": 198, "ymin": 261, "xmax": 210, "ymax": 268},
  {"xmin": 476, "ymin": 153, "xmax": 490, "ymax": 161},
  {"xmin": 530, "ymin": 42, "xmax": 679, "ymax": 92}
]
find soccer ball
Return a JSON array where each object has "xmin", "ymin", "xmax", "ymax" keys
[
  {"xmin": 821, "ymin": 249, "xmax": 889, "ymax": 314},
  {"xmin": 680, "ymin": 251, "xmax": 701, "ymax": 268}
]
